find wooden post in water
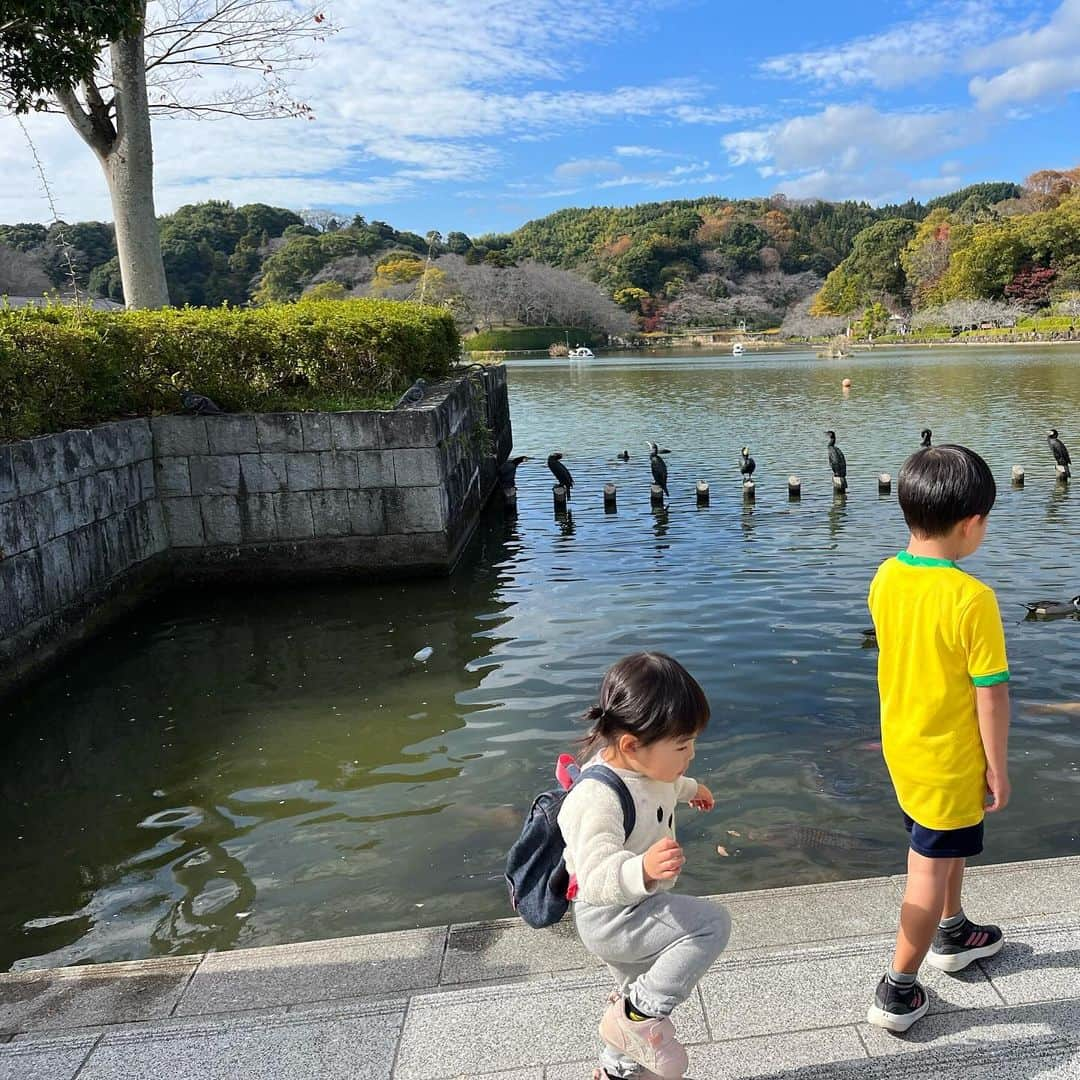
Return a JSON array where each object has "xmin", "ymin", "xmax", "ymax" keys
[
  {"xmin": 696, "ymin": 480, "xmax": 709, "ymax": 505},
  {"xmin": 503, "ymin": 486, "xmax": 518, "ymax": 512},
  {"xmin": 1057, "ymin": 465, "xmax": 1070, "ymax": 483},
  {"xmin": 787, "ymin": 475, "xmax": 801, "ymax": 499},
  {"xmin": 878, "ymin": 473, "xmax": 891, "ymax": 493},
  {"xmin": 650, "ymin": 484, "xmax": 665, "ymax": 507},
  {"xmin": 603, "ymin": 483, "xmax": 617, "ymax": 511},
  {"xmin": 832, "ymin": 476, "xmax": 847, "ymax": 494},
  {"xmin": 742, "ymin": 480, "xmax": 755, "ymax": 501},
  {"xmin": 1012, "ymin": 465, "xmax": 1025, "ymax": 487},
  {"xmin": 553, "ymin": 485, "xmax": 568, "ymax": 512}
]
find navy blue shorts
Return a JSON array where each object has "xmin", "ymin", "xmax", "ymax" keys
[{"xmin": 903, "ymin": 814, "xmax": 984, "ymax": 859}]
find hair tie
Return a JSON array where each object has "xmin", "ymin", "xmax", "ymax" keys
[{"xmin": 586, "ymin": 704, "xmax": 606, "ymax": 722}]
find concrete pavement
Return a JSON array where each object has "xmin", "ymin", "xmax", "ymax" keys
[{"xmin": 2, "ymin": 855, "xmax": 1078, "ymax": 1079}]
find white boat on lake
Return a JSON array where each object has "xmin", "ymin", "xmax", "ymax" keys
[
  {"xmin": 731, "ymin": 342, "xmax": 745, "ymax": 356},
  {"xmin": 568, "ymin": 346, "xmax": 595, "ymax": 359}
]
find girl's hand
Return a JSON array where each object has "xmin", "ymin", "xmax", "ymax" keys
[
  {"xmin": 643, "ymin": 837, "xmax": 684, "ymax": 884},
  {"xmin": 689, "ymin": 783, "xmax": 714, "ymax": 811}
]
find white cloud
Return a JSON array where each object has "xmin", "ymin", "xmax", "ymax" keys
[
  {"xmin": 553, "ymin": 158, "xmax": 623, "ymax": 180},
  {"xmin": 760, "ymin": 2, "xmax": 1003, "ymax": 89},
  {"xmin": 970, "ymin": 56, "xmax": 1080, "ymax": 109},
  {"xmin": 614, "ymin": 145, "xmax": 667, "ymax": 158},
  {"xmin": 670, "ymin": 104, "xmax": 761, "ymax": 125},
  {"xmin": 723, "ymin": 104, "xmax": 977, "ymax": 174},
  {"xmin": 775, "ymin": 166, "xmax": 964, "ymax": 205}
]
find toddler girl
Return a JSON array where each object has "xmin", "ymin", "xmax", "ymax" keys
[{"xmin": 559, "ymin": 652, "xmax": 731, "ymax": 1080}]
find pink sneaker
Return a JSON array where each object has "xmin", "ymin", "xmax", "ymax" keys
[{"xmin": 598, "ymin": 994, "xmax": 688, "ymax": 1080}]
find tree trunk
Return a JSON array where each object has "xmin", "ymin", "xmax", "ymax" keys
[{"xmin": 105, "ymin": 25, "xmax": 169, "ymax": 309}]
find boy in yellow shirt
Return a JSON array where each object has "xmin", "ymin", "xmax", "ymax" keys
[{"xmin": 866, "ymin": 444, "xmax": 1011, "ymax": 1033}]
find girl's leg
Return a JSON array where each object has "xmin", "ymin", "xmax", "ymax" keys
[
  {"xmin": 893, "ymin": 850, "xmax": 963, "ymax": 973},
  {"xmin": 943, "ymin": 857, "xmax": 966, "ymax": 921},
  {"xmin": 577, "ymin": 894, "xmax": 731, "ymax": 1017}
]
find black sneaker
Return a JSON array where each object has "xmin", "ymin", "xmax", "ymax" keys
[
  {"xmin": 925, "ymin": 919, "xmax": 1003, "ymax": 972},
  {"xmin": 866, "ymin": 974, "xmax": 930, "ymax": 1033}
]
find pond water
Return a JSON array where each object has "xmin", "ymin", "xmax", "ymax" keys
[{"xmin": 3, "ymin": 346, "xmax": 1080, "ymax": 972}]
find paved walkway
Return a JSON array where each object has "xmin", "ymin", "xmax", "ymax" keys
[{"xmin": 2, "ymin": 855, "xmax": 1079, "ymax": 1079}]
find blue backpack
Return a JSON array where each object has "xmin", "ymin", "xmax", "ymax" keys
[{"xmin": 505, "ymin": 754, "xmax": 636, "ymax": 928}]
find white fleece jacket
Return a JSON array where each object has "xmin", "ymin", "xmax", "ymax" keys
[{"xmin": 558, "ymin": 756, "xmax": 700, "ymax": 908}]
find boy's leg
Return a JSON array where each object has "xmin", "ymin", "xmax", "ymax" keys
[{"xmin": 893, "ymin": 849, "xmax": 961, "ymax": 973}]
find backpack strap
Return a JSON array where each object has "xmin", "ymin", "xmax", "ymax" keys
[{"xmin": 577, "ymin": 764, "xmax": 636, "ymax": 839}]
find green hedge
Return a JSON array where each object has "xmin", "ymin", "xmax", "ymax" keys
[
  {"xmin": 0, "ymin": 299, "xmax": 459, "ymax": 440},
  {"xmin": 462, "ymin": 325, "xmax": 602, "ymax": 351}
]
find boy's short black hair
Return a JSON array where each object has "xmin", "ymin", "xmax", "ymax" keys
[{"xmin": 898, "ymin": 444, "xmax": 996, "ymax": 537}]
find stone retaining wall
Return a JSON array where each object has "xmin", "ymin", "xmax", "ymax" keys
[{"xmin": 0, "ymin": 365, "xmax": 510, "ymax": 696}]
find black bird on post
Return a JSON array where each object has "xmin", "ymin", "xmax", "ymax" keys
[
  {"xmin": 617, "ymin": 449, "xmax": 630, "ymax": 462},
  {"xmin": 647, "ymin": 442, "xmax": 670, "ymax": 496},
  {"xmin": 179, "ymin": 389, "xmax": 223, "ymax": 415},
  {"xmin": 547, "ymin": 452, "xmax": 574, "ymax": 496},
  {"xmin": 498, "ymin": 455, "xmax": 529, "ymax": 488},
  {"xmin": 394, "ymin": 378, "xmax": 427, "ymax": 409},
  {"xmin": 921, "ymin": 428, "xmax": 933, "ymax": 447},
  {"xmin": 827, "ymin": 430, "xmax": 848, "ymax": 492},
  {"xmin": 1048, "ymin": 428, "xmax": 1072, "ymax": 479},
  {"xmin": 739, "ymin": 446, "xmax": 756, "ymax": 482}
]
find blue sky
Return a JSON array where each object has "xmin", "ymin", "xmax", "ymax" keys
[{"xmin": 4, "ymin": 0, "xmax": 1080, "ymax": 234}]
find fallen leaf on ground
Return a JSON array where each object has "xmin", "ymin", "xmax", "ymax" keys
[
  {"xmin": 727, "ymin": 830, "xmax": 741, "ymax": 837},
  {"xmin": 716, "ymin": 845, "xmax": 730, "ymax": 857}
]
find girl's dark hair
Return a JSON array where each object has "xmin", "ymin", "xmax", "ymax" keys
[
  {"xmin": 898, "ymin": 444, "xmax": 996, "ymax": 538},
  {"xmin": 578, "ymin": 652, "xmax": 710, "ymax": 760}
]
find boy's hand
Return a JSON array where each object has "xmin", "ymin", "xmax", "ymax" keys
[
  {"xmin": 643, "ymin": 837, "xmax": 684, "ymax": 884},
  {"xmin": 985, "ymin": 766, "xmax": 1011, "ymax": 812},
  {"xmin": 689, "ymin": 783, "xmax": 715, "ymax": 811}
]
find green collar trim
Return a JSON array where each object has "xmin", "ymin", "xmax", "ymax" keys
[{"xmin": 896, "ymin": 551, "xmax": 957, "ymax": 569}]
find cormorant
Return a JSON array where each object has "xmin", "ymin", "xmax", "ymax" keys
[
  {"xmin": 617, "ymin": 449, "xmax": 630, "ymax": 462},
  {"xmin": 547, "ymin": 452, "xmax": 574, "ymax": 495},
  {"xmin": 394, "ymin": 378, "xmax": 427, "ymax": 409},
  {"xmin": 498, "ymin": 455, "xmax": 529, "ymax": 488},
  {"xmin": 739, "ymin": 446, "xmax": 755, "ymax": 482},
  {"xmin": 827, "ymin": 430, "xmax": 847, "ymax": 492},
  {"xmin": 647, "ymin": 442, "xmax": 669, "ymax": 496},
  {"xmin": 178, "ymin": 389, "xmax": 223, "ymax": 415},
  {"xmin": 1024, "ymin": 595, "xmax": 1080, "ymax": 618},
  {"xmin": 920, "ymin": 428, "xmax": 932, "ymax": 447},
  {"xmin": 1048, "ymin": 428, "xmax": 1072, "ymax": 479}
]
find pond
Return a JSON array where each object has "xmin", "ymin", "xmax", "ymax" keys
[{"xmin": 2, "ymin": 345, "xmax": 1079, "ymax": 972}]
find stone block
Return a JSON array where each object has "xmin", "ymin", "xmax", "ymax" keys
[
  {"xmin": 330, "ymin": 411, "xmax": 381, "ymax": 450},
  {"xmin": 205, "ymin": 415, "xmax": 259, "ymax": 455},
  {"xmin": 392, "ymin": 448, "xmax": 442, "ymax": 487},
  {"xmin": 39, "ymin": 536, "xmax": 76, "ymax": 613},
  {"xmin": 443, "ymin": 918, "xmax": 595, "ymax": 985},
  {"xmin": 685, "ymin": 1029, "xmax": 868, "ymax": 1079},
  {"xmin": 10, "ymin": 550, "xmax": 45, "ymax": 624},
  {"xmin": 356, "ymin": 450, "xmax": 395, "ymax": 488},
  {"xmin": 162, "ymin": 497, "xmax": 205, "ymax": 548},
  {"xmin": 147, "ymin": 500, "xmax": 169, "ymax": 554},
  {"xmin": 255, "ymin": 413, "xmax": 304, "ymax": 453},
  {"xmin": 301, "ymin": 412, "xmax": 333, "ymax": 450},
  {"xmin": 79, "ymin": 1001, "xmax": 403, "ymax": 1080},
  {"xmin": 9, "ymin": 492, "xmax": 53, "ymax": 550},
  {"xmin": 151, "ymin": 415, "xmax": 209, "ymax": 456},
  {"xmin": 310, "ymin": 490, "xmax": 351, "ymax": 537},
  {"xmin": 237, "ymin": 494, "xmax": 278, "ymax": 542},
  {"xmin": 12, "ymin": 436, "xmax": 61, "ymax": 496},
  {"xmin": 129, "ymin": 418, "xmax": 153, "ymax": 461},
  {"xmin": 41, "ymin": 486, "xmax": 74, "ymax": 541},
  {"xmin": 116, "ymin": 464, "xmax": 143, "ymax": 511},
  {"xmin": 0, "ymin": 498, "xmax": 33, "ymax": 558},
  {"xmin": 200, "ymin": 496, "xmax": 243, "ymax": 545},
  {"xmin": 81, "ymin": 471, "xmax": 116, "ymax": 521},
  {"xmin": 0, "ymin": 1032, "xmax": 100, "ymax": 1080},
  {"xmin": 102, "ymin": 513, "xmax": 137, "ymax": 578},
  {"xmin": 0, "ymin": 559, "xmax": 20, "ymax": 636},
  {"xmin": 0, "ymin": 956, "xmax": 198, "ymax": 1034},
  {"xmin": 347, "ymin": 489, "xmax": 385, "ymax": 535},
  {"xmin": 318, "ymin": 451, "xmax": 358, "ymax": 489},
  {"xmin": 0, "ymin": 447, "xmax": 14, "ymax": 503},
  {"xmin": 273, "ymin": 492, "xmax": 314, "ymax": 539},
  {"xmin": 377, "ymin": 406, "xmax": 446, "ymax": 450},
  {"xmin": 189, "ymin": 455, "xmax": 241, "ymax": 496},
  {"xmin": 384, "ymin": 486, "xmax": 447, "ymax": 533},
  {"xmin": 57, "ymin": 430, "xmax": 95, "ymax": 479},
  {"xmin": 175, "ymin": 927, "xmax": 445, "ymax": 1015},
  {"xmin": 239, "ymin": 454, "xmax": 288, "ymax": 494},
  {"xmin": 65, "ymin": 523, "xmax": 108, "ymax": 596},
  {"xmin": 285, "ymin": 453, "xmax": 322, "ymax": 491},
  {"xmin": 137, "ymin": 458, "xmax": 156, "ymax": 500},
  {"xmin": 90, "ymin": 421, "xmax": 126, "ymax": 470}
]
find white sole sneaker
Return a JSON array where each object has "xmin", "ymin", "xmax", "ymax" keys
[
  {"xmin": 925, "ymin": 935, "xmax": 1003, "ymax": 972},
  {"xmin": 866, "ymin": 995, "xmax": 930, "ymax": 1032}
]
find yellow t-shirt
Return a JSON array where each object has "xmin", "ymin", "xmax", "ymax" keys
[{"xmin": 868, "ymin": 552, "xmax": 1009, "ymax": 830}]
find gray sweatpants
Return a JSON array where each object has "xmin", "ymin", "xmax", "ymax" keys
[{"xmin": 574, "ymin": 892, "xmax": 731, "ymax": 1078}]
